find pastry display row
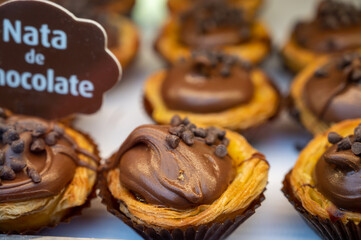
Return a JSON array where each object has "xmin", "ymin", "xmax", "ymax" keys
[{"xmin": 0, "ymin": 0, "xmax": 361, "ymax": 239}]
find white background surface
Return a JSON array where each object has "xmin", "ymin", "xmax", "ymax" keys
[{"xmin": 32, "ymin": 0, "xmax": 334, "ymax": 239}]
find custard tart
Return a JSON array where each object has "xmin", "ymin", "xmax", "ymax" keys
[
  {"xmin": 283, "ymin": 119, "xmax": 361, "ymax": 240},
  {"xmin": 0, "ymin": 109, "xmax": 99, "ymax": 233},
  {"xmin": 100, "ymin": 116, "xmax": 269, "ymax": 240}
]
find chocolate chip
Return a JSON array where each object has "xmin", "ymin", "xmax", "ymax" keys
[
  {"xmin": 314, "ymin": 68, "xmax": 328, "ymax": 78},
  {"xmin": 181, "ymin": 130, "xmax": 194, "ymax": 146},
  {"xmin": 222, "ymin": 138, "xmax": 230, "ymax": 147},
  {"xmin": 217, "ymin": 130, "xmax": 226, "ymax": 140},
  {"xmin": 170, "ymin": 115, "xmax": 182, "ymax": 126},
  {"xmin": 351, "ymin": 142, "xmax": 361, "ymax": 156},
  {"xmin": 349, "ymin": 68, "xmax": 361, "ymax": 83},
  {"xmin": 205, "ymin": 132, "xmax": 217, "ymax": 145},
  {"xmin": 328, "ymin": 132, "xmax": 343, "ymax": 144},
  {"xmin": 0, "ymin": 166, "xmax": 15, "ymax": 180},
  {"xmin": 2, "ymin": 128, "xmax": 19, "ymax": 144},
  {"xmin": 0, "ymin": 123, "xmax": 8, "ymax": 134},
  {"xmin": 53, "ymin": 125, "xmax": 65, "ymax": 136},
  {"xmin": 31, "ymin": 138, "xmax": 46, "ymax": 152},
  {"xmin": 183, "ymin": 118, "xmax": 190, "ymax": 125},
  {"xmin": 215, "ymin": 145, "xmax": 228, "ymax": 158},
  {"xmin": 169, "ymin": 125, "xmax": 185, "ymax": 137},
  {"xmin": 166, "ymin": 135, "xmax": 180, "ymax": 149},
  {"xmin": 354, "ymin": 126, "xmax": 361, "ymax": 142},
  {"xmin": 26, "ymin": 167, "xmax": 41, "ymax": 183},
  {"xmin": 220, "ymin": 66, "xmax": 230, "ymax": 77},
  {"xmin": 193, "ymin": 128, "xmax": 207, "ymax": 138},
  {"xmin": 337, "ymin": 136, "xmax": 352, "ymax": 151},
  {"xmin": 45, "ymin": 131, "xmax": 58, "ymax": 146},
  {"xmin": 32, "ymin": 124, "xmax": 48, "ymax": 137},
  {"xmin": 0, "ymin": 151, "xmax": 4, "ymax": 165},
  {"xmin": 339, "ymin": 55, "xmax": 353, "ymax": 69},
  {"xmin": 10, "ymin": 158, "xmax": 26, "ymax": 172},
  {"xmin": 186, "ymin": 123, "xmax": 196, "ymax": 131},
  {"xmin": 11, "ymin": 139, "xmax": 24, "ymax": 153}
]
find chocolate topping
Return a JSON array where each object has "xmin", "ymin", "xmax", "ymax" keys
[
  {"xmin": 303, "ymin": 52, "xmax": 361, "ymax": 123},
  {"xmin": 294, "ymin": 0, "xmax": 361, "ymax": 53},
  {"xmin": 313, "ymin": 128, "xmax": 361, "ymax": 212},
  {"xmin": 52, "ymin": 0, "xmax": 120, "ymax": 48},
  {"xmin": 179, "ymin": 1, "xmax": 251, "ymax": 49},
  {"xmin": 0, "ymin": 110, "xmax": 98, "ymax": 203},
  {"xmin": 161, "ymin": 51, "xmax": 254, "ymax": 113},
  {"xmin": 111, "ymin": 116, "xmax": 235, "ymax": 210}
]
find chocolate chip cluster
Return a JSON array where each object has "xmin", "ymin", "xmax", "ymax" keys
[
  {"xmin": 191, "ymin": 50, "xmax": 252, "ymax": 78},
  {"xmin": 182, "ymin": 0, "xmax": 249, "ymax": 36},
  {"xmin": 328, "ymin": 125, "xmax": 361, "ymax": 157},
  {"xmin": 166, "ymin": 115, "xmax": 229, "ymax": 158},
  {"xmin": 0, "ymin": 108, "xmax": 64, "ymax": 184},
  {"xmin": 317, "ymin": 0, "xmax": 360, "ymax": 30}
]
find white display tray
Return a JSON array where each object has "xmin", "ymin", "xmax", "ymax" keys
[{"xmin": 3, "ymin": 0, "xmax": 330, "ymax": 239}]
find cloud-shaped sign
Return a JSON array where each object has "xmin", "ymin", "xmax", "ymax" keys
[{"xmin": 0, "ymin": 0, "xmax": 121, "ymax": 119}]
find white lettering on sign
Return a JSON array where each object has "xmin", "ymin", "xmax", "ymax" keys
[
  {"xmin": 0, "ymin": 68, "xmax": 94, "ymax": 98},
  {"xmin": 3, "ymin": 19, "xmax": 67, "ymax": 49}
]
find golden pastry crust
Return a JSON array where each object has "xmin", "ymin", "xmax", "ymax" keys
[
  {"xmin": 167, "ymin": 0, "xmax": 263, "ymax": 18},
  {"xmin": 290, "ymin": 119, "xmax": 361, "ymax": 225},
  {"xmin": 109, "ymin": 14, "xmax": 139, "ymax": 69},
  {"xmin": 290, "ymin": 55, "xmax": 331, "ymax": 134},
  {"xmin": 144, "ymin": 69, "xmax": 279, "ymax": 131},
  {"xmin": 0, "ymin": 126, "xmax": 98, "ymax": 233},
  {"xmin": 106, "ymin": 129, "xmax": 269, "ymax": 229},
  {"xmin": 154, "ymin": 18, "xmax": 271, "ymax": 65}
]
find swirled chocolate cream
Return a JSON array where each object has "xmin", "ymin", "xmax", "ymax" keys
[
  {"xmin": 179, "ymin": 0, "xmax": 252, "ymax": 49},
  {"xmin": 303, "ymin": 52, "xmax": 361, "ymax": 123},
  {"xmin": 0, "ymin": 110, "xmax": 98, "ymax": 203},
  {"xmin": 161, "ymin": 51, "xmax": 254, "ymax": 113},
  {"xmin": 52, "ymin": 0, "xmax": 120, "ymax": 48},
  {"xmin": 109, "ymin": 115, "xmax": 236, "ymax": 209},
  {"xmin": 313, "ymin": 128, "xmax": 361, "ymax": 212},
  {"xmin": 294, "ymin": 0, "xmax": 361, "ymax": 53}
]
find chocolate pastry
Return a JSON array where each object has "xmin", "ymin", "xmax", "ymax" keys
[
  {"xmin": 52, "ymin": 0, "xmax": 139, "ymax": 68},
  {"xmin": 99, "ymin": 116, "xmax": 269, "ymax": 240},
  {"xmin": 155, "ymin": 1, "xmax": 271, "ymax": 65},
  {"xmin": 290, "ymin": 51, "xmax": 361, "ymax": 134},
  {"xmin": 282, "ymin": 119, "xmax": 361, "ymax": 240},
  {"xmin": 168, "ymin": 0, "xmax": 263, "ymax": 18},
  {"xmin": 0, "ymin": 109, "xmax": 99, "ymax": 233},
  {"xmin": 282, "ymin": 0, "xmax": 361, "ymax": 72},
  {"xmin": 144, "ymin": 50, "xmax": 280, "ymax": 131}
]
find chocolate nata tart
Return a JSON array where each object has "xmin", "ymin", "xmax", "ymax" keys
[
  {"xmin": 155, "ymin": 0, "xmax": 271, "ymax": 65},
  {"xmin": 144, "ymin": 51, "xmax": 280, "ymax": 132},
  {"xmin": 283, "ymin": 119, "xmax": 361, "ymax": 240},
  {"xmin": 52, "ymin": 0, "xmax": 139, "ymax": 69},
  {"xmin": 167, "ymin": 0, "xmax": 263, "ymax": 19},
  {"xmin": 282, "ymin": 0, "xmax": 361, "ymax": 73},
  {"xmin": 99, "ymin": 116, "xmax": 269, "ymax": 240},
  {"xmin": 290, "ymin": 51, "xmax": 361, "ymax": 135},
  {"xmin": 0, "ymin": 109, "xmax": 99, "ymax": 233}
]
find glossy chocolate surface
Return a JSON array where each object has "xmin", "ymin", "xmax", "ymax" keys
[
  {"xmin": 303, "ymin": 53, "xmax": 361, "ymax": 123},
  {"xmin": 161, "ymin": 51, "xmax": 254, "ymax": 113},
  {"xmin": 112, "ymin": 120, "xmax": 235, "ymax": 210},
  {"xmin": 314, "ymin": 131, "xmax": 361, "ymax": 212},
  {"xmin": 0, "ymin": 112, "xmax": 98, "ymax": 203},
  {"xmin": 294, "ymin": 0, "xmax": 361, "ymax": 53}
]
